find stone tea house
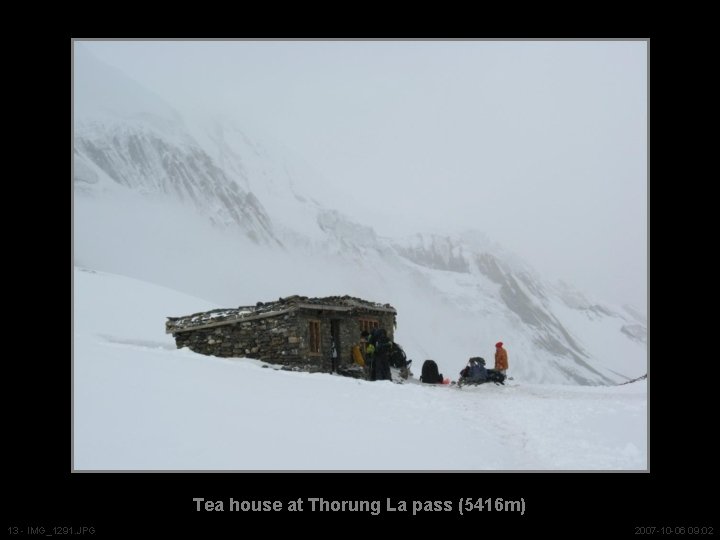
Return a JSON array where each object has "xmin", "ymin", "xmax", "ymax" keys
[{"xmin": 166, "ymin": 295, "xmax": 396, "ymax": 372}]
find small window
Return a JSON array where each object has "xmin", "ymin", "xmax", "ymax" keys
[
  {"xmin": 309, "ymin": 320, "xmax": 321, "ymax": 354},
  {"xmin": 359, "ymin": 319, "xmax": 379, "ymax": 333}
]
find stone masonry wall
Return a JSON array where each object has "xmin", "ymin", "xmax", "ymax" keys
[
  {"xmin": 172, "ymin": 312, "xmax": 310, "ymax": 365},
  {"xmin": 172, "ymin": 309, "xmax": 396, "ymax": 373}
]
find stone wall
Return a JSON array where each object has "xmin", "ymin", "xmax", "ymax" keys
[
  {"xmin": 172, "ymin": 311, "xmax": 309, "ymax": 365},
  {"xmin": 171, "ymin": 309, "xmax": 396, "ymax": 372}
]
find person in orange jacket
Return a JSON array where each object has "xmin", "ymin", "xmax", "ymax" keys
[{"xmin": 494, "ymin": 342, "xmax": 508, "ymax": 376}]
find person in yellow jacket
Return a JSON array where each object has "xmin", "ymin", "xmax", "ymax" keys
[
  {"xmin": 494, "ymin": 341, "xmax": 508, "ymax": 376},
  {"xmin": 352, "ymin": 330, "xmax": 370, "ymax": 367}
]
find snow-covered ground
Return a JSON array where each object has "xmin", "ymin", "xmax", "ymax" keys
[{"xmin": 73, "ymin": 267, "xmax": 647, "ymax": 470}]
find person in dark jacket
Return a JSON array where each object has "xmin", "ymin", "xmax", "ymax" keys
[
  {"xmin": 330, "ymin": 339, "xmax": 339, "ymax": 373},
  {"xmin": 371, "ymin": 328, "xmax": 392, "ymax": 381},
  {"xmin": 459, "ymin": 357, "xmax": 488, "ymax": 386}
]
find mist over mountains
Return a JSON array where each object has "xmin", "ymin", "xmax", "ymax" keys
[{"xmin": 73, "ymin": 45, "xmax": 646, "ymax": 385}]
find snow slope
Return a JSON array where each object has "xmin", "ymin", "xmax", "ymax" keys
[{"xmin": 73, "ymin": 267, "xmax": 646, "ymax": 470}]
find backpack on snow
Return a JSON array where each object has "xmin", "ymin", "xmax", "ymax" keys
[
  {"xmin": 420, "ymin": 359, "xmax": 443, "ymax": 384},
  {"xmin": 388, "ymin": 342, "xmax": 409, "ymax": 369},
  {"xmin": 461, "ymin": 358, "xmax": 486, "ymax": 378},
  {"xmin": 486, "ymin": 369, "xmax": 506, "ymax": 384}
]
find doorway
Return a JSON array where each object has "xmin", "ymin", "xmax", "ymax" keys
[{"xmin": 330, "ymin": 319, "xmax": 342, "ymax": 361}]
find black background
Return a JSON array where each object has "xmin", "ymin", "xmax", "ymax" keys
[{"xmin": 8, "ymin": 31, "xmax": 711, "ymax": 537}]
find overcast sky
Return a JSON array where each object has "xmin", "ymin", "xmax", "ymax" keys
[{"xmin": 79, "ymin": 40, "xmax": 647, "ymax": 310}]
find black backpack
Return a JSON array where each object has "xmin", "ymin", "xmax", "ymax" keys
[
  {"xmin": 486, "ymin": 369, "xmax": 506, "ymax": 384},
  {"xmin": 420, "ymin": 359, "xmax": 443, "ymax": 384},
  {"xmin": 388, "ymin": 342, "xmax": 409, "ymax": 369}
]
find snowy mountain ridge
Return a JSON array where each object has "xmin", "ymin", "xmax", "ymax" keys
[
  {"xmin": 74, "ymin": 120, "xmax": 278, "ymax": 244},
  {"xmin": 73, "ymin": 45, "xmax": 646, "ymax": 385}
]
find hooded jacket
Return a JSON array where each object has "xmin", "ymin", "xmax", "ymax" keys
[{"xmin": 494, "ymin": 346, "xmax": 508, "ymax": 370}]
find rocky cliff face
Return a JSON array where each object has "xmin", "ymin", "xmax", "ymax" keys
[{"xmin": 75, "ymin": 122, "xmax": 278, "ymax": 244}]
